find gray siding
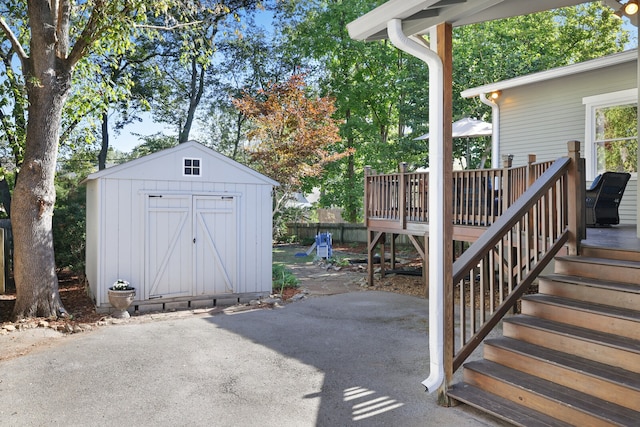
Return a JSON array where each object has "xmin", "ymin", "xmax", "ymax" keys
[{"xmin": 498, "ymin": 61, "xmax": 637, "ymax": 224}]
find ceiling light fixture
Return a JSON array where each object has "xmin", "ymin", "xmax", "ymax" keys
[{"xmin": 489, "ymin": 90, "xmax": 501, "ymax": 101}]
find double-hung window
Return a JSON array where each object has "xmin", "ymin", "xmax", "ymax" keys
[{"xmin": 583, "ymin": 88, "xmax": 637, "ymax": 181}]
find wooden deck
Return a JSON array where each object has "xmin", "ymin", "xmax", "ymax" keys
[{"xmin": 583, "ymin": 224, "xmax": 640, "ymax": 252}]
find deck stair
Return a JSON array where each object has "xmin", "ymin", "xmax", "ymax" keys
[{"xmin": 448, "ymin": 246, "xmax": 640, "ymax": 426}]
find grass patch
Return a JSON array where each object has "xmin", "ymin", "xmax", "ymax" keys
[
  {"xmin": 273, "ymin": 245, "xmax": 314, "ymax": 264},
  {"xmin": 327, "ymin": 256, "xmax": 351, "ymax": 267}
]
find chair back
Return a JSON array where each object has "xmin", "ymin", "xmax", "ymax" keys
[
  {"xmin": 585, "ymin": 172, "xmax": 631, "ymax": 226},
  {"xmin": 592, "ymin": 172, "xmax": 631, "ymax": 202}
]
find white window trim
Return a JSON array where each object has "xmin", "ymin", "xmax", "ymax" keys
[
  {"xmin": 183, "ymin": 157, "xmax": 202, "ymax": 177},
  {"xmin": 583, "ymin": 88, "xmax": 637, "ymax": 181}
]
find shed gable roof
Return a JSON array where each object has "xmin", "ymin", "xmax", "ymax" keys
[{"xmin": 84, "ymin": 140, "xmax": 279, "ymax": 186}]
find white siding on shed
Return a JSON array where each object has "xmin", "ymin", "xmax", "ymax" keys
[{"xmin": 84, "ymin": 141, "xmax": 277, "ymax": 311}]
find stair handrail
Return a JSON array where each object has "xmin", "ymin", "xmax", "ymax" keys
[{"xmin": 449, "ymin": 154, "xmax": 579, "ymax": 373}]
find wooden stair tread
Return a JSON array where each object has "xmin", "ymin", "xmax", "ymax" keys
[
  {"xmin": 505, "ymin": 315, "xmax": 640, "ymax": 354},
  {"xmin": 581, "ymin": 244, "xmax": 640, "ymax": 261},
  {"xmin": 448, "ymin": 382, "xmax": 571, "ymax": 427},
  {"xmin": 464, "ymin": 360, "xmax": 640, "ymax": 425},
  {"xmin": 522, "ymin": 293, "xmax": 640, "ymax": 321},
  {"xmin": 555, "ymin": 255, "xmax": 640, "ymax": 269},
  {"xmin": 541, "ymin": 273, "xmax": 640, "ymax": 294},
  {"xmin": 485, "ymin": 337, "xmax": 640, "ymax": 391}
]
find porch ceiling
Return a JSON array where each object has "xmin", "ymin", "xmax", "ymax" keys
[{"xmin": 347, "ymin": 0, "xmax": 590, "ymax": 41}]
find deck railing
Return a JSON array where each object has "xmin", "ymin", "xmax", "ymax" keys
[
  {"xmin": 445, "ymin": 141, "xmax": 584, "ymax": 395},
  {"xmin": 364, "ymin": 157, "xmax": 555, "ymax": 229},
  {"xmin": 362, "ymin": 142, "xmax": 585, "ymax": 402}
]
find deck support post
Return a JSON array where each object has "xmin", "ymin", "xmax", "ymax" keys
[
  {"xmin": 367, "ymin": 231, "xmax": 385, "ymax": 286},
  {"xmin": 407, "ymin": 234, "xmax": 428, "ymax": 296},
  {"xmin": 437, "ymin": 22, "xmax": 454, "ymax": 406},
  {"xmin": 501, "ymin": 155, "xmax": 513, "ymax": 214},
  {"xmin": 423, "ymin": 233, "xmax": 429, "ymax": 298},
  {"xmin": 567, "ymin": 140, "xmax": 584, "ymax": 256},
  {"xmin": 390, "ymin": 233, "xmax": 397, "ymax": 269},
  {"xmin": 399, "ymin": 162, "xmax": 407, "ymax": 230},
  {"xmin": 527, "ymin": 154, "xmax": 537, "ymax": 188}
]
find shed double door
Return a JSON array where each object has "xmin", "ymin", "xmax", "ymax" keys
[{"xmin": 145, "ymin": 194, "xmax": 237, "ymax": 299}]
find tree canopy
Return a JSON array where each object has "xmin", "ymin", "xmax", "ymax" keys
[{"xmin": 233, "ymin": 73, "xmax": 349, "ymax": 236}]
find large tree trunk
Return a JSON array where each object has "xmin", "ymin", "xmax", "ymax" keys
[
  {"xmin": 11, "ymin": 2, "xmax": 72, "ymax": 319},
  {"xmin": 12, "ymin": 77, "xmax": 69, "ymax": 319}
]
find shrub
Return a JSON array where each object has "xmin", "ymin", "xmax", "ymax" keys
[
  {"xmin": 272, "ymin": 263, "xmax": 299, "ymax": 290},
  {"xmin": 53, "ymin": 178, "xmax": 86, "ymax": 272}
]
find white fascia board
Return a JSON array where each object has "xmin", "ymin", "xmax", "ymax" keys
[
  {"xmin": 347, "ymin": 0, "xmax": 440, "ymax": 41},
  {"xmin": 461, "ymin": 49, "xmax": 638, "ymax": 98},
  {"xmin": 453, "ymin": 0, "xmax": 587, "ymax": 26},
  {"xmin": 402, "ymin": 0, "xmax": 505, "ymax": 37},
  {"xmin": 347, "ymin": 0, "xmax": 590, "ymax": 41}
]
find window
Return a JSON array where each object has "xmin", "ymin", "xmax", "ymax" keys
[
  {"xmin": 584, "ymin": 89, "xmax": 637, "ymax": 180},
  {"xmin": 183, "ymin": 158, "xmax": 201, "ymax": 176}
]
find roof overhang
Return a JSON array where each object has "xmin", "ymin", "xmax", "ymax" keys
[
  {"xmin": 461, "ymin": 49, "xmax": 638, "ymax": 98},
  {"xmin": 348, "ymin": 0, "xmax": 593, "ymax": 41}
]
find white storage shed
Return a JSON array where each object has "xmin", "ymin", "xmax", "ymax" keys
[{"xmin": 84, "ymin": 141, "xmax": 278, "ymax": 312}]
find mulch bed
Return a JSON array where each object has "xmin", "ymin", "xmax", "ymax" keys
[{"xmin": 0, "ymin": 271, "xmax": 101, "ymax": 324}]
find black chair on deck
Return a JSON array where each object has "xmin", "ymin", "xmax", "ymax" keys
[{"xmin": 585, "ymin": 172, "xmax": 631, "ymax": 227}]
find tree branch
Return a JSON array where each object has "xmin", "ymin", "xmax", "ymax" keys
[
  {"xmin": 0, "ymin": 16, "xmax": 28, "ymax": 67},
  {"xmin": 66, "ymin": 0, "xmax": 107, "ymax": 66},
  {"xmin": 56, "ymin": 0, "xmax": 71, "ymax": 58},
  {"xmin": 134, "ymin": 21, "xmax": 203, "ymax": 31}
]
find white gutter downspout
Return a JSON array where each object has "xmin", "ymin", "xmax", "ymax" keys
[
  {"xmin": 387, "ymin": 19, "xmax": 444, "ymax": 393},
  {"xmin": 480, "ymin": 94, "xmax": 500, "ymax": 169}
]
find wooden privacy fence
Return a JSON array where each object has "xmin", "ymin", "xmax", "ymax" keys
[{"xmin": 364, "ymin": 156, "xmax": 554, "ymax": 229}]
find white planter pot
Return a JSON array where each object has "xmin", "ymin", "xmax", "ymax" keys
[{"xmin": 107, "ymin": 289, "xmax": 136, "ymax": 318}]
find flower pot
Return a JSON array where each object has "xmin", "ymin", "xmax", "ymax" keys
[{"xmin": 107, "ymin": 288, "xmax": 136, "ymax": 318}]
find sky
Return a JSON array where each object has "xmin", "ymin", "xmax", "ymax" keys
[{"xmin": 110, "ymin": 112, "xmax": 175, "ymax": 153}]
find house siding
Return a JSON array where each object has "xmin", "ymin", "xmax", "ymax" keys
[{"xmin": 498, "ymin": 60, "xmax": 637, "ymax": 224}]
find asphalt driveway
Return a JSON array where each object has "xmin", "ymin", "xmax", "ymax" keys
[{"xmin": 0, "ymin": 291, "xmax": 506, "ymax": 426}]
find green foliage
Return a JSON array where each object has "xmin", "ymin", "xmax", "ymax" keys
[
  {"xmin": 53, "ymin": 176, "xmax": 87, "ymax": 273},
  {"xmin": 272, "ymin": 263, "xmax": 299, "ymax": 290},
  {"xmin": 276, "ymin": 1, "xmax": 630, "ymax": 221},
  {"xmin": 596, "ymin": 104, "xmax": 638, "ymax": 174},
  {"xmin": 53, "ymin": 148, "xmax": 103, "ymax": 272},
  {"xmin": 328, "ymin": 256, "xmax": 350, "ymax": 268},
  {"xmin": 144, "ymin": 0, "xmax": 264, "ymax": 143},
  {"xmin": 233, "ymin": 73, "xmax": 347, "ymax": 240},
  {"xmin": 128, "ymin": 134, "xmax": 179, "ymax": 159}
]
